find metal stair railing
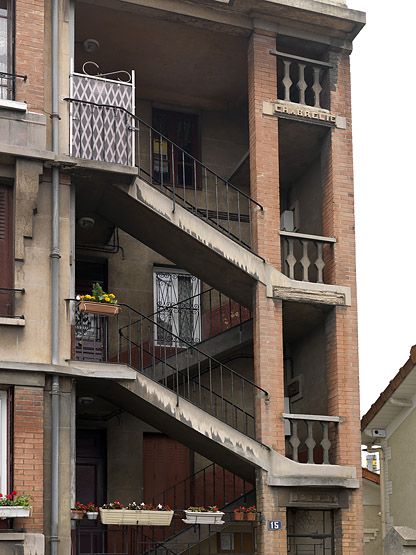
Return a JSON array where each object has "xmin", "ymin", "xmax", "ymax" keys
[
  {"xmin": 116, "ymin": 303, "xmax": 266, "ymax": 438},
  {"xmin": 65, "ymin": 97, "xmax": 263, "ymax": 251},
  {"xmin": 144, "ymin": 462, "xmax": 253, "ymax": 545},
  {"xmin": 119, "ymin": 287, "xmax": 252, "ymax": 352}
]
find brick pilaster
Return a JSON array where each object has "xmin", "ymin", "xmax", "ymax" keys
[
  {"xmin": 14, "ymin": 0, "xmax": 45, "ymax": 112},
  {"xmin": 248, "ymin": 31, "xmax": 287, "ymax": 553},
  {"xmin": 13, "ymin": 386, "xmax": 44, "ymax": 532},
  {"xmin": 322, "ymin": 51, "xmax": 363, "ymax": 553}
]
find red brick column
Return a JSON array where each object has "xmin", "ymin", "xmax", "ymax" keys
[
  {"xmin": 248, "ymin": 31, "xmax": 287, "ymax": 553},
  {"xmin": 322, "ymin": 52, "xmax": 363, "ymax": 553},
  {"xmin": 13, "ymin": 386, "xmax": 44, "ymax": 532},
  {"xmin": 14, "ymin": 0, "xmax": 45, "ymax": 112}
]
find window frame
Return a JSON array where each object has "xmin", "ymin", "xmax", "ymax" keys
[{"xmin": 0, "ymin": 0, "xmax": 16, "ymax": 100}]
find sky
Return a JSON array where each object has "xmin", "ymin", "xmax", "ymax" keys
[{"xmin": 347, "ymin": 1, "xmax": 416, "ymax": 415}]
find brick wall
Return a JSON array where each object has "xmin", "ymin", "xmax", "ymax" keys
[
  {"xmin": 248, "ymin": 31, "xmax": 287, "ymax": 553},
  {"xmin": 13, "ymin": 386, "xmax": 44, "ymax": 531},
  {"xmin": 323, "ymin": 51, "xmax": 363, "ymax": 553},
  {"xmin": 14, "ymin": 0, "xmax": 45, "ymax": 112}
]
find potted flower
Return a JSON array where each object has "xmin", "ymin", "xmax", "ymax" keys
[
  {"xmin": 233, "ymin": 506, "xmax": 246, "ymax": 521},
  {"xmin": 85, "ymin": 502, "xmax": 99, "ymax": 520},
  {"xmin": 71, "ymin": 502, "xmax": 86, "ymax": 520},
  {"xmin": 77, "ymin": 283, "xmax": 120, "ymax": 316},
  {"xmin": 245, "ymin": 505, "xmax": 257, "ymax": 521},
  {"xmin": 99, "ymin": 501, "xmax": 173, "ymax": 526},
  {"xmin": 0, "ymin": 491, "xmax": 32, "ymax": 519},
  {"xmin": 183, "ymin": 506, "xmax": 224, "ymax": 525}
]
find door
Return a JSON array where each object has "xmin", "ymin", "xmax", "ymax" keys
[
  {"xmin": 0, "ymin": 183, "xmax": 13, "ymax": 316},
  {"xmin": 75, "ymin": 430, "xmax": 107, "ymax": 555},
  {"xmin": 152, "ymin": 109, "xmax": 199, "ymax": 188},
  {"xmin": 75, "ymin": 259, "xmax": 108, "ymax": 361}
]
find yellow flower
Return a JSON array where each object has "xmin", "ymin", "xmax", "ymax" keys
[
  {"xmin": 109, "ymin": 293, "xmax": 115, "ymax": 299},
  {"xmin": 104, "ymin": 297, "xmax": 110, "ymax": 302}
]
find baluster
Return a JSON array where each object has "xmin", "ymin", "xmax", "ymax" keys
[
  {"xmin": 321, "ymin": 422, "xmax": 331, "ymax": 464},
  {"xmin": 305, "ymin": 420, "xmax": 316, "ymax": 464},
  {"xmin": 301, "ymin": 240, "xmax": 310, "ymax": 282},
  {"xmin": 315, "ymin": 241, "xmax": 325, "ymax": 283},
  {"xmin": 312, "ymin": 66, "xmax": 322, "ymax": 108},
  {"xmin": 297, "ymin": 63, "xmax": 307, "ymax": 105},
  {"xmin": 286, "ymin": 238, "xmax": 296, "ymax": 279},
  {"xmin": 282, "ymin": 60, "xmax": 292, "ymax": 101},
  {"xmin": 289, "ymin": 420, "xmax": 300, "ymax": 462}
]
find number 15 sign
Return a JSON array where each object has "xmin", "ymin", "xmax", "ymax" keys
[{"xmin": 268, "ymin": 520, "xmax": 282, "ymax": 531}]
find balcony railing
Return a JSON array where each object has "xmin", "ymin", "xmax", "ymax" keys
[
  {"xmin": 280, "ymin": 231, "xmax": 336, "ymax": 284},
  {"xmin": 66, "ymin": 72, "xmax": 262, "ymax": 251},
  {"xmin": 0, "ymin": 71, "xmax": 27, "ymax": 101},
  {"xmin": 283, "ymin": 413, "xmax": 340, "ymax": 465},
  {"xmin": 271, "ymin": 50, "xmax": 331, "ymax": 110},
  {"xmin": 0, "ymin": 287, "xmax": 25, "ymax": 318}
]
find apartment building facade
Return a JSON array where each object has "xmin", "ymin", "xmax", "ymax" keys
[{"xmin": 0, "ymin": 0, "xmax": 365, "ymax": 553}]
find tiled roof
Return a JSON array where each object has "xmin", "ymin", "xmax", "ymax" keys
[
  {"xmin": 361, "ymin": 345, "xmax": 416, "ymax": 431},
  {"xmin": 362, "ymin": 467, "xmax": 380, "ymax": 485}
]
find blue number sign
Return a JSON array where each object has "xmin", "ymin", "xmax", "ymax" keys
[{"xmin": 268, "ymin": 520, "xmax": 282, "ymax": 531}]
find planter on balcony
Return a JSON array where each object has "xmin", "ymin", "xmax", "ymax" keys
[
  {"xmin": 233, "ymin": 512, "xmax": 244, "ymax": 521},
  {"xmin": 86, "ymin": 512, "xmax": 98, "ymax": 520},
  {"xmin": 183, "ymin": 510, "xmax": 224, "ymax": 525},
  {"xmin": 245, "ymin": 512, "xmax": 256, "ymax": 521},
  {"xmin": 0, "ymin": 506, "xmax": 31, "ymax": 519},
  {"xmin": 71, "ymin": 509, "xmax": 85, "ymax": 520},
  {"xmin": 99, "ymin": 509, "xmax": 174, "ymax": 526},
  {"xmin": 78, "ymin": 301, "xmax": 121, "ymax": 317}
]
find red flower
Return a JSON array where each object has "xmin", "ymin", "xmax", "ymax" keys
[
  {"xmin": 0, "ymin": 493, "xmax": 3, "ymax": 497},
  {"xmin": 11, "ymin": 491, "xmax": 16, "ymax": 496},
  {"xmin": 6, "ymin": 494, "xmax": 12, "ymax": 500}
]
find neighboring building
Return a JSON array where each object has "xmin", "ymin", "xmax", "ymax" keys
[
  {"xmin": 0, "ymin": 0, "xmax": 365, "ymax": 553},
  {"xmin": 362, "ymin": 345, "xmax": 416, "ymax": 555},
  {"xmin": 362, "ymin": 468, "xmax": 381, "ymax": 554}
]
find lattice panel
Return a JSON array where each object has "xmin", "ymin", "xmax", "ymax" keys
[{"xmin": 70, "ymin": 73, "xmax": 134, "ymax": 166}]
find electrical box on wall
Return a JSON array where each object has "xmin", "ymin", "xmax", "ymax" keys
[{"xmin": 280, "ymin": 210, "xmax": 295, "ymax": 232}]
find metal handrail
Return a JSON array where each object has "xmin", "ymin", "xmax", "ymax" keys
[
  {"xmin": 118, "ymin": 302, "xmax": 267, "ymax": 397},
  {"xmin": 64, "ymin": 96, "xmax": 262, "ymax": 209}
]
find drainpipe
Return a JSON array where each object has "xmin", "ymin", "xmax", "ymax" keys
[{"xmin": 50, "ymin": 0, "xmax": 61, "ymax": 549}]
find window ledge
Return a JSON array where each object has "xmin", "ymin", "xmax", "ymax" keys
[
  {"xmin": 0, "ymin": 316, "xmax": 25, "ymax": 326},
  {"xmin": 0, "ymin": 99, "xmax": 27, "ymax": 112}
]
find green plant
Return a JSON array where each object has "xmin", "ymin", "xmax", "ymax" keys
[
  {"xmin": 245, "ymin": 505, "xmax": 256, "ymax": 513},
  {"xmin": 186, "ymin": 506, "xmax": 207, "ymax": 512},
  {"xmin": 0, "ymin": 491, "xmax": 31, "ymax": 507},
  {"xmin": 72, "ymin": 502, "xmax": 86, "ymax": 511},
  {"xmin": 78, "ymin": 283, "xmax": 118, "ymax": 305},
  {"xmin": 85, "ymin": 502, "xmax": 98, "ymax": 512}
]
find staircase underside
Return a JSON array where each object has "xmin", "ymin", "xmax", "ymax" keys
[
  {"xmin": 72, "ymin": 165, "xmax": 351, "ymax": 309},
  {"xmin": 69, "ymin": 361, "xmax": 359, "ymax": 490}
]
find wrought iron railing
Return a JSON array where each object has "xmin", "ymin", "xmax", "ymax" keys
[
  {"xmin": 65, "ymin": 96, "xmax": 262, "ymax": 250},
  {"xmin": 0, "ymin": 287, "xmax": 25, "ymax": 318},
  {"xmin": 0, "ymin": 71, "xmax": 27, "ymax": 101},
  {"xmin": 119, "ymin": 287, "xmax": 251, "ymax": 350},
  {"xmin": 271, "ymin": 50, "xmax": 331, "ymax": 110},
  {"xmin": 145, "ymin": 462, "xmax": 253, "ymax": 543},
  {"xmin": 69, "ymin": 300, "xmax": 267, "ymax": 438},
  {"xmin": 280, "ymin": 231, "xmax": 336, "ymax": 284},
  {"xmin": 283, "ymin": 413, "xmax": 340, "ymax": 465},
  {"xmin": 72, "ymin": 512, "xmax": 258, "ymax": 555}
]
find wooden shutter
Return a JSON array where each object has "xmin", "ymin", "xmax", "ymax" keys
[{"xmin": 0, "ymin": 183, "xmax": 13, "ymax": 316}]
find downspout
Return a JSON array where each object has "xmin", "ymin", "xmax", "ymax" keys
[{"xmin": 50, "ymin": 0, "xmax": 61, "ymax": 549}]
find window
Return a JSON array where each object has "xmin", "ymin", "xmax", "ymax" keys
[
  {"xmin": 152, "ymin": 109, "xmax": 199, "ymax": 188},
  {"xmin": 0, "ymin": 391, "xmax": 8, "ymax": 493},
  {"xmin": 0, "ymin": 183, "xmax": 13, "ymax": 316},
  {"xmin": 0, "ymin": 0, "xmax": 14, "ymax": 100},
  {"xmin": 153, "ymin": 268, "xmax": 201, "ymax": 347}
]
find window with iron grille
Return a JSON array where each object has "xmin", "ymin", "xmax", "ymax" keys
[{"xmin": 153, "ymin": 268, "xmax": 201, "ymax": 347}]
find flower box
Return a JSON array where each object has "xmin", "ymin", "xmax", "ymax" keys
[
  {"xmin": 78, "ymin": 301, "xmax": 120, "ymax": 317},
  {"xmin": 99, "ymin": 508, "xmax": 174, "ymax": 526},
  {"xmin": 183, "ymin": 510, "xmax": 224, "ymax": 525},
  {"xmin": 71, "ymin": 509, "xmax": 85, "ymax": 520},
  {"xmin": 0, "ymin": 506, "xmax": 31, "ymax": 519},
  {"xmin": 86, "ymin": 512, "xmax": 98, "ymax": 520}
]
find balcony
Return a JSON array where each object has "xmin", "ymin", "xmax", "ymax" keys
[
  {"xmin": 283, "ymin": 413, "xmax": 340, "ymax": 465},
  {"xmin": 273, "ymin": 50, "xmax": 331, "ymax": 110},
  {"xmin": 280, "ymin": 231, "xmax": 336, "ymax": 284}
]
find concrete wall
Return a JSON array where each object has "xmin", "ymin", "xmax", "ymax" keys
[
  {"xmin": 388, "ymin": 407, "xmax": 416, "ymax": 529},
  {"xmin": 363, "ymin": 479, "xmax": 382, "ymax": 555}
]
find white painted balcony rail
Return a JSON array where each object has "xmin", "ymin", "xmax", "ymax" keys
[
  {"xmin": 280, "ymin": 231, "xmax": 336, "ymax": 284},
  {"xmin": 283, "ymin": 413, "xmax": 341, "ymax": 465}
]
